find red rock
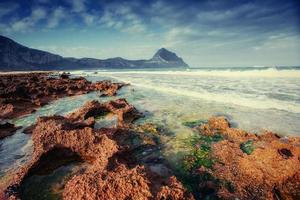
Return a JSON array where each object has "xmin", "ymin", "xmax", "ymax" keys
[
  {"xmin": 0, "ymin": 104, "xmax": 14, "ymax": 119},
  {"xmin": 93, "ymin": 80, "xmax": 127, "ymax": 96},
  {"xmin": 156, "ymin": 176, "xmax": 195, "ymax": 200},
  {"xmin": 3, "ymin": 100, "xmax": 192, "ymax": 200},
  {"xmin": 0, "ymin": 73, "xmax": 127, "ymax": 121},
  {"xmin": 68, "ymin": 99, "xmax": 142, "ymax": 127},
  {"xmin": 195, "ymin": 116, "xmax": 300, "ymax": 200}
]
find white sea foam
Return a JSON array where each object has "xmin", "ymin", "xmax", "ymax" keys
[
  {"xmin": 95, "ymin": 68, "xmax": 300, "ymax": 78},
  {"xmin": 125, "ymin": 81, "xmax": 300, "ymax": 114},
  {"xmin": 71, "ymin": 68, "xmax": 300, "ymax": 131}
]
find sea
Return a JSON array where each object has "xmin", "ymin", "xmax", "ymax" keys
[
  {"xmin": 1, "ymin": 66, "xmax": 300, "ymax": 192},
  {"xmin": 73, "ymin": 66, "xmax": 300, "ymax": 135}
]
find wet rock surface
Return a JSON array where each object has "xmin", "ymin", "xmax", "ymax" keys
[
  {"xmin": 0, "ymin": 121, "xmax": 21, "ymax": 139},
  {"xmin": 67, "ymin": 98, "xmax": 142, "ymax": 128},
  {"xmin": 182, "ymin": 116, "xmax": 300, "ymax": 200},
  {"xmin": 0, "ymin": 72, "xmax": 126, "ymax": 120},
  {"xmin": 1, "ymin": 74, "xmax": 299, "ymax": 200},
  {"xmin": 0, "ymin": 72, "xmax": 126, "ymax": 140},
  {"xmin": 2, "ymin": 99, "xmax": 193, "ymax": 200}
]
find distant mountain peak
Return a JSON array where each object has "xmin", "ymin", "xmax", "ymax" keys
[
  {"xmin": 153, "ymin": 48, "xmax": 178, "ymax": 61},
  {"xmin": 151, "ymin": 48, "xmax": 189, "ymax": 67},
  {"xmin": 0, "ymin": 35, "xmax": 189, "ymax": 70}
]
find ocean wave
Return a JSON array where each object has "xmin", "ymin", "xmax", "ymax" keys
[
  {"xmin": 93, "ymin": 68, "xmax": 300, "ymax": 78},
  {"xmin": 108, "ymin": 75, "xmax": 300, "ymax": 114}
]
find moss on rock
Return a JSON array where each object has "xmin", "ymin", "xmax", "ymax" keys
[
  {"xmin": 240, "ymin": 140, "xmax": 254, "ymax": 155},
  {"xmin": 182, "ymin": 119, "xmax": 207, "ymax": 128}
]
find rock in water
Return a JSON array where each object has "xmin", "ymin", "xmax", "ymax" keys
[
  {"xmin": 183, "ymin": 116, "xmax": 300, "ymax": 200},
  {"xmin": 3, "ymin": 100, "xmax": 194, "ymax": 200}
]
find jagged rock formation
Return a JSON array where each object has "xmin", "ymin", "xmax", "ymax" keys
[
  {"xmin": 0, "ymin": 72, "xmax": 126, "ymax": 140},
  {"xmin": 182, "ymin": 116, "xmax": 300, "ymax": 199},
  {"xmin": 0, "ymin": 73, "xmax": 126, "ymax": 120},
  {"xmin": 0, "ymin": 35, "xmax": 189, "ymax": 70},
  {"xmin": 2, "ymin": 100, "xmax": 194, "ymax": 200}
]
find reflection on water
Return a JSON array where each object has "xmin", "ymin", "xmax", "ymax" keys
[{"xmin": 21, "ymin": 163, "xmax": 85, "ymax": 200}]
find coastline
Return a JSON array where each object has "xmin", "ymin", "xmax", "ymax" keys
[
  {"xmin": 0, "ymin": 71, "xmax": 55, "ymax": 75},
  {"xmin": 0, "ymin": 72, "xmax": 299, "ymax": 200}
]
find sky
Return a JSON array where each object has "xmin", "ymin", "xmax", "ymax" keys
[{"xmin": 0, "ymin": 0, "xmax": 300, "ymax": 67}]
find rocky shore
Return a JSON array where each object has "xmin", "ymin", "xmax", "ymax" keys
[
  {"xmin": 181, "ymin": 117, "xmax": 300, "ymax": 199},
  {"xmin": 1, "ymin": 99, "xmax": 193, "ymax": 200},
  {"xmin": 0, "ymin": 72, "xmax": 299, "ymax": 200},
  {"xmin": 0, "ymin": 72, "xmax": 126, "ymax": 139}
]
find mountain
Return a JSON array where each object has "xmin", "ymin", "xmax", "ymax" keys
[{"xmin": 0, "ymin": 35, "xmax": 189, "ymax": 71}]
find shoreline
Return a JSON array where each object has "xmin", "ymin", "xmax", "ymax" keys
[
  {"xmin": 0, "ymin": 72, "xmax": 299, "ymax": 200},
  {"xmin": 0, "ymin": 71, "xmax": 56, "ymax": 75}
]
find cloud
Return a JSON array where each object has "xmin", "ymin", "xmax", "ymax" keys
[
  {"xmin": 145, "ymin": 0, "xmax": 299, "ymax": 50},
  {"xmin": 81, "ymin": 13, "xmax": 95, "ymax": 26},
  {"xmin": 0, "ymin": 0, "xmax": 299, "ymax": 66},
  {"xmin": 10, "ymin": 7, "xmax": 46, "ymax": 32},
  {"xmin": 70, "ymin": 0, "xmax": 86, "ymax": 12},
  {"xmin": 100, "ymin": 3, "xmax": 147, "ymax": 34},
  {"xmin": 47, "ymin": 7, "xmax": 66, "ymax": 28}
]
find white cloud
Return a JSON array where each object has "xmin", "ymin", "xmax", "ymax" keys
[
  {"xmin": 10, "ymin": 7, "xmax": 46, "ymax": 32},
  {"xmin": 71, "ymin": 0, "xmax": 86, "ymax": 12},
  {"xmin": 47, "ymin": 7, "xmax": 66, "ymax": 28},
  {"xmin": 31, "ymin": 8, "xmax": 47, "ymax": 21},
  {"xmin": 81, "ymin": 13, "xmax": 95, "ymax": 26},
  {"xmin": 100, "ymin": 3, "xmax": 147, "ymax": 34}
]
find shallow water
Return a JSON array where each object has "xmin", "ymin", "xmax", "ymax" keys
[
  {"xmin": 82, "ymin": 68, "xmax": 300, "ymax": 136},
  {"xmin": 1, "ymin": 67, "xmax": 300, "ymax": 194},
  {"xmin": 21, "ymin": 163, "xmax": 85, "ymax": 200}
]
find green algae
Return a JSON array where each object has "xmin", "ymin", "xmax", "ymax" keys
[
  {"xmin": 168, "ymin": 133, "xmax": 225, "ymax": 199},
  {"xmin": 182, "ymin": 119, "xmax": 207, "ymax": 128},
  {"xmin": 183, "ymin": 145, "xmax": 213, "ymax": 170},
  {"xmin": 240, "ymin": 140, "xmax": 254, "ymax": 155},
  {"xmin": 183, "ymin": 134, "xmax": 223, "ymax": 172},
  {"xmin": 134, "ymin": 122, "xmax": 174, "ymax": 136}
]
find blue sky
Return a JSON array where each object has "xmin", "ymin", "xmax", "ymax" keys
[{"xmin": 0, "ymin": 0, "xmax": 299, "ymax": 67}]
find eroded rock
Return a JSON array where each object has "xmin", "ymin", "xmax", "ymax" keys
[
  {"xmin": 185, "ymin": 116, "xmax": 300, "ymax": 200},
  {"xmin": 0, "ymin": 73, "xmax": 127, "ymax": 120},
  {"xmin": 94, "ymin": 80, "xmax": 127, "ymax": 96},
  {"xmin": 3, "ymin": 100, "xmax": 192, "ymax": 200},
  {"xmin": 68, "ymin": 99, "xmax": 142, "ymax": 127}
]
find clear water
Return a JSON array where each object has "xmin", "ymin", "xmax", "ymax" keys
[
  {"xmin": 1, "ymin": 67, "xmax": 300, "ymax": 189},
  {"xmin": 79, "ymin": 67, "xmax": 300, "ymax": 135}
]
